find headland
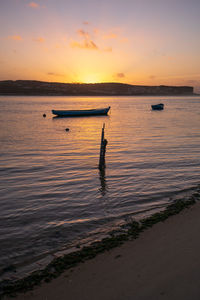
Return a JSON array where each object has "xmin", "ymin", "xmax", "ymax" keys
[{"xmin": 0, "ymin": 80, "xmax": 194, "ymax": 96}]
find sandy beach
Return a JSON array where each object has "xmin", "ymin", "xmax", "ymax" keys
[{"xmin": 4, "ymin": 200, "xmax": 200, "ymax": 300}]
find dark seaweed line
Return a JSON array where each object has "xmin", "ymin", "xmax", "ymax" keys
[{"xmin": 1, "ymin": 191, "xmax": 200, "ymax": 299}]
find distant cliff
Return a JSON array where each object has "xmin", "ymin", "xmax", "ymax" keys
[{"xmin": 0, "ymin": 80, "xmax": 194, "ymax": 96}]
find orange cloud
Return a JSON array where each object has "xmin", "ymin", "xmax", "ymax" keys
[
  {"xmin": 28, "ymin": 2, "xmax": 39, "ymax": 8},
  {"xmin": 120, "ymin": 37, "xmax": 129, "ymax": 43},
  {"xmin": 71, "ymin": 28, "xmax": 98, "ymax": 50},
  {"xmin": 103, "ymin": 33, "xmax": 117, "ymax": 39},
  {"xmin": 77, "ymin": 29, "xmax": 90, "ymax": 39},
  {"xmin": 71, "ymin": 27, "xmax": 119, "ymax": 52},
  {"xmin": 116, "ymin": 73, "xmax": 125, "ymax": 78},
  {"xmin": 47, "ymin": 72, "xmax": 65, "ymax": 77},
  {"xmin": 186, "ymin": 79, "xmax": 200, "ymax": 86},
  {"xmin": 8, "ymin": 35, "xmax": 23, "ymax": 41},
  {"xmin": 93, "ymin": 28, "xmax": 100, "ymax": 36},
  {"xmin": 83, "ymin": 21, "xmax": 89, "ymax": 25},
  {"xmin": 70, "ymin": 39, "xmax": 98, "ymax": 50},
  {"xmin": 33, "ymin": 37, "xmax": 45, "ymax": 43},
  {"xmin": 103, "ymin": 47, "xmax": 112, "ymax": 52}
]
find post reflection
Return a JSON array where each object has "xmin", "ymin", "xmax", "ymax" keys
[{"xmin": 99, "ymin": 166, "xmax": 107, "ymax": 196}]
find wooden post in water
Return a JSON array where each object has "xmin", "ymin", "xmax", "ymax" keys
[{"xmin": 99, "ymin": 123, "xmax": 108, "ymax": 170}]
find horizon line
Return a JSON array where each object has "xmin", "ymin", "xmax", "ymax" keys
[{"xmin": 0, "ymin": 79, "xmax": 195, "ymax": 88}]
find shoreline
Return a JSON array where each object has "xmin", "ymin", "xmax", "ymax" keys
[
  {"xmin": 0, "ymin": 81, "xmax": 194, "ymax": 97},
  {"xmin": 0, "ymin": 93, "xmax": 198, "ymax": 97},
  {"xmin": 2, "ymin": 189, "xmax": 200, "ymax": 299},
  {"xmin": 0, "ymin": 186, "xmax": 197, "ymax": 288}
]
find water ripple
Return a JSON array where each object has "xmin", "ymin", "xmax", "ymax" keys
[{"xmin": 0, "ymin": 95, "xmax": 200, "ymax": 280}]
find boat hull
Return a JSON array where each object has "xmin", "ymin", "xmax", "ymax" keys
[{"xmin": 52, "ymin": 107, "xmax": 110, "ymax": 117}]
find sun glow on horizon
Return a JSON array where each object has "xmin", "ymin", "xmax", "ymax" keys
[
  {"xmin": 1, "ymin": 1, "xmax": 200, "ymax": 90},
  {"xmin": 76, "ymin": 73, "xmax": 108, "ymax": 84}
]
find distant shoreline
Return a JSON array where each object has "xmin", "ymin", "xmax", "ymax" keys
[
  {"xmin": 0, "ymin": 93, "xmax": 198, "ymax": 97},
  {"xmin": 0, "ymin": 80, "xmax": 195, "ymax": 97}
]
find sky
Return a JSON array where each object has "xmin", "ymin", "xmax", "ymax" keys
[{"xmin": 0, "ymin": 0, "xmax": 200, "ymax": 91}]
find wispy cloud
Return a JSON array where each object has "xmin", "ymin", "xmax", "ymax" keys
[
  {"xmin": 103, "ymin": 33, "xmax": 117, "ymax": 39},
  {"xmin": 149, "ymin": 75, "xmax": 156, "ymax": 80},
  {"xmin": 120, "ymin": 37, "xmax": 129, "ymax": 43},
  {"xmin": 94, "ymin": 27, "xmax": 126, "ymax": 43},
  {"xmin": 77, "ymin": 29, "xmax": 90, "ymax": 39},
  {"xmin": 70, "ymin": 39, "xmax": 98, "ymax": 50},
  {"xmin": 93, "ymin": 28, "xmax": 100, "ymax": 36},
  {"xmin": 28, "ymin": 2, "xmax": 40, "ymax": 9},
  {"xmin": 70, "ymin": 25, "xmax": 124, "ymax": 52},
  {"xmin": 33, "ymin": 37, "xmax": 45, "ymax": 43},
  {"xmin": 70, "ymin": 28, "xmax": 98, "ymax": 50},
  {"xmin": 116, "ymin": 72, "xmax": 125, "ymax": 78},
  {"xmin": 186, "ymin": 79, "xmax": 200, "ymax": 85},
  {"xmin": 8, "ymin": 35, "xmax": 23, "ymax": 41},
  {"xmin": 103, "ymin": 47, "xmax": 112, "ymax": 52},
  {"xmin": 47, "ymin": 72, "xmax": 65, "ymax": 77}
]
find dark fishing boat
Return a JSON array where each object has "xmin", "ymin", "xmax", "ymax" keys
[
  {"xmin": 52, "ymin": 106, "xmax": 110, "ymax": 117},
  {"xmin": 151, "ymin": 103, "xmax": 164, "ymax": 110}
]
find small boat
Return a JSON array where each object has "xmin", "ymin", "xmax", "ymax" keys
[
  {"xmin": 151, "ymin": 103, "xmax": 164, "ymax": 110},
  {"xmin": 52, "ymin": 106, "xmax": 110, "ymax": 117}
]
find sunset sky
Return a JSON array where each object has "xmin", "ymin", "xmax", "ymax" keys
[{"xmin": 0, "ymin": 0, "xmax": 200, "ymax": 91}]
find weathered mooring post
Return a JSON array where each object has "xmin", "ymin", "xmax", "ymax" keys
[{"xmin": 99, "ymin": 123, "xmax": 108, "ymax": 170}]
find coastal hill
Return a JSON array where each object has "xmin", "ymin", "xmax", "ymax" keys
[{"xmin": 0, "ymin": 80, "xmax": 194, "ymax": 96}]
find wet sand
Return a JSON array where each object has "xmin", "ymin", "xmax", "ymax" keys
[{"xmin": 6, "ymin": 201, "xmax": 200, "ymax": 300}]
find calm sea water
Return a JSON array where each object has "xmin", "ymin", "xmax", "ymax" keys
[{"xmin": 0, "ymin": 95, "xmax": 200, "ymax": 281}]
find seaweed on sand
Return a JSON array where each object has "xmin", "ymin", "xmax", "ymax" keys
[{"xmin": 0, "ymin": 194, "xmax": 198, "ymax": 299}]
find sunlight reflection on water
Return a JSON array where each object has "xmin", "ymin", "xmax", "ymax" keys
[{"xmin": 0, "ymin": 95, "xmax": 200, "ymax": 279}]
